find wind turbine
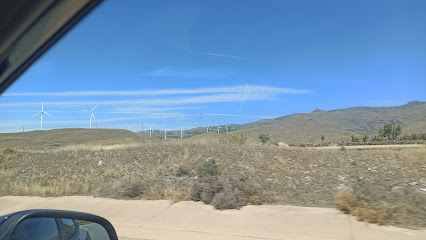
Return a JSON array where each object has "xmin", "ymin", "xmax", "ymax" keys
[
  {"xmin": 197, "ymin": 113, "xmax": 203, "ymax": 128},
  {"xmin": 206, "ymin": 123, "xmax": 210, "ymax": 133},
  {"xmin": 217, "ymin": 125, "xmax": 221, "ymax": 134},
  {"xmin": 82, "ymin": 105, "xmax": 97, "ymax": 129},
  {"xmin": 225, "ymin": 123, "xmax": 229, "ymax": 134},
  {"xmin": 164, "ymin": 127, "xmax": 167, "ymax": 140},
  {"xmin": 180, "ymin": 126, "xmax": 184, "ymax": 139},
  {"xmin": 149, "ymin": 123, "xmax": 155, "ymax": 138},
  {"xmin": 32, "ymin": 101, "xmax": 52, "ymax": 131}
]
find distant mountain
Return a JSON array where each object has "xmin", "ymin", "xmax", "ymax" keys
[{"xmin": 186, "ymin": 101, "xmax": 426, "ymax": 144}]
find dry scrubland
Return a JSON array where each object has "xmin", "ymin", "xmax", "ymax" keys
[
  {"xmin": 0, "ymin": 128, "xmax": 144, "ymax": 151},
  {"xmin": 0, "ymin": 136, "xmax": 426, "ymax": 229}
]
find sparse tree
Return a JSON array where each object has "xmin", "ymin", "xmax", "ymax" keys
[
  {"xmin": 259, "ymin": 134, "xmax": 270, "ymax": 144},
  {"xmin": 381, "ymin": 124, "xmax": 393, "ymax": 140},
  {"xmin": 362, "ymin": 135, "xmax": 369, "ymax": 143},
  {"xmin": 379, "ymin": 124, "xmax": 402, "ymax": 141},
  {"xmin": 321, "ymin": 135, "xmax": 325, "ymax": 142},
  {"xmin": 351, "ymin": 135, "xmax": 359, "ymax": 142},
  {"xmin": 391, "ymin": 125, "xmax": 402, "ymax": 140}
]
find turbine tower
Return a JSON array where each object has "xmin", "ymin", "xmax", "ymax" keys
[
  {"xmin": 32, "ymin": 101, "xmax": 52, "ymax": 131},
  {"xmin": 180, "ymin": 126, "xmax": 184, "ymax": 139},
  {"xmin": 83, "ymin": 105, "xmax": 98, "ymax": 129},
  {"xmin": 225, "ymin": 123, "xmax": 229, "ymax": 134},
  {"xmin": 196, "ymin": 113, "xmax": 203, "ymax": 128},
  {"xmin": 217, "ymin": 125, "xmax": 221, "ymax": 134},
  {"xmin": 149, "ymin": 123, "xmax": 155, "ymax": 138}
]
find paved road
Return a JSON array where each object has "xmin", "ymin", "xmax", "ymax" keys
[{"xmin": 0, "ymin": 196, "xmax": 425, "ymax": 240}]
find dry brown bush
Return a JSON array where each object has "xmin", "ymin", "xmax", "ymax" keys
[
  {"xmin": 334, "ymin": 191, "xmax": 394, "ymax": 225},
  {"xmin": 190, "ymin": 160, "xmax": 274, "ymax": 209}
]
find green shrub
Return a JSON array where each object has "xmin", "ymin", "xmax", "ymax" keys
[
  {"xmin": 258, "ymin": 134, "xmax": 270, "ymax": 144},
  {"xmin": 231, "ymin": 133, "xmax": 247, "ymax": 144},
  {"xmin": 379, "ymin": 124, "xmax": 402, "ymax": 140},
  {"xmin": 176, "ymin": 165, "xmax": 191, "ymax": 177},
  {"xmin": 362, "ymin": 135, "xmax": 369, "ymax": 143},
  {"xmin": 2, "ymin": 148, "xmax": 16, "ymax": 155},
  {"xmin": 196, "ymin": 160, "xmax": 219, "ymax": 177}
]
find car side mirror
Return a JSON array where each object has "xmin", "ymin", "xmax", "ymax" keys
[{"xmin": 0, "ymin": 209, "xmax": 118, "ymax": 240}]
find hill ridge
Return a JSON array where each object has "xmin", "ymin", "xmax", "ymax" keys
[{"xmin": 187, "ymin": 101, "xmax": 426, "ymax": 144}]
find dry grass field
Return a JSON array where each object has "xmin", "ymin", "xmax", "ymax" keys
[
  {"xmin": 0, "ymin": 128, "xmax": 144, "ymax": 150},
  {"xmin": 0, "ymin": 131, "xmax": 425, "ymax": 229}
]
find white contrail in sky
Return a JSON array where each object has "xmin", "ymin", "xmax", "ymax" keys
[
  {"xmin": 0, "ymin": 92, "xmax": 287, "ymax": 107},
  {"xmin": 2, "ymin": 85, "xmax": 311, "ymax": 97},
  {"xmin": 239, "ymin": 84, "xmax": 249, "ymax": 114},
  {"xmin": 204, "ymin": 52, "xmax": 248, "ymax": 61}
]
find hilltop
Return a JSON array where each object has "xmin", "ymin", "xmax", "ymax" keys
[{"xmin": 0, "ymin": 128, "xmax": 144, "ymax": 151}]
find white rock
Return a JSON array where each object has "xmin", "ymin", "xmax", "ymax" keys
[{"xmin": 277, "ymin": 142, "xmax": 289, "ymax": 147}]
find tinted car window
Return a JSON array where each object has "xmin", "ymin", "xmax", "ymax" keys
[
  {"xmin": 61, "ymin": 218, "xmax": 77, "ymax": 239},
  {"xmin": 11, "ymin": 217, "xmax": 60, "ymax": 240}
]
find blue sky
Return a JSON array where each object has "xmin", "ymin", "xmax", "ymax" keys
[{"xmin": 1, "ymin": 0, "xmax": 425, "ymax": 133}]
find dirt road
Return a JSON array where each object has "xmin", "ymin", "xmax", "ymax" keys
[
  {"xmin": 0, "ymin": 196, "xmax": 425, "ymax": 240},
  {"xmin": 313, "ymin": 144, "xmax": 425, "ymax": 150}
]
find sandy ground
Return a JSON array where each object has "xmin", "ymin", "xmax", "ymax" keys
[{"xmin": 1, "ymin": 196, "xmax": 425, "ymax": 240}]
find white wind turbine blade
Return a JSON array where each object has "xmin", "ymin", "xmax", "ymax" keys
[
  {"xmin": 91, "ymin": 112, "xmax": 96, "ymax": 120},
  {"xmin": 32, "ymin": 112, "xmax": 42, "ymax": 117},
  {"xmin": 41, "ymin": 101, "xmax": 44, "ymax": 111},
  {"xmin": 82, "ymin": 110, "xmax": 91, "ymax": 112},
  {"xmin": 92, "ymin": 105, "xmax": 98, "ymax": 112},
  {"xmin": 44, "ymin": 112, "xmax": 52, "ymax": 117}
]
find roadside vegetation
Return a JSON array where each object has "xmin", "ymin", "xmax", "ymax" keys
[
  {"xmin": 293, "ymin": 124, "xmax": 426, "ymax": 147},
  {"xmin": 0, "ymin": 137, "xmax": 425, "ymax": 229}
]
